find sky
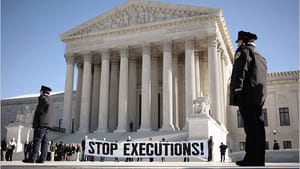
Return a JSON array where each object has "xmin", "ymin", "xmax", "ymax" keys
[{"xmin": 1, "ymin": 0, "xmax": 299, "ymax": 99}]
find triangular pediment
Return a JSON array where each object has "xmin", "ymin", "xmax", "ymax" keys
[{"xmin": 61, "ymin": 0, "xmax": 220, "ymax": 40}]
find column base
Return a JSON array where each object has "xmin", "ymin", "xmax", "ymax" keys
[
  {"xmin": 138, "ymin": 128, "xmax": 152, "ymax": 132},
  {"xmin": 76, "ymin": 129, "xmax": 89, "ymax": 134},
  {"xmin": 93, "ymin": 129, "xmax": 108, "ymax": 133},
  {"xmin": 159, "ymin": 124, "xmax": 175, "ymax": 131},
  {"xmin": 114, "ymin": 129, "xmax": 127, "ymax": 133}
]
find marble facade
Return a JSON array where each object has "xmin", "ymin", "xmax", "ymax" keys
[{"xmin": 60, "ymin": 0, "xmax": 234, "ymax": 134}]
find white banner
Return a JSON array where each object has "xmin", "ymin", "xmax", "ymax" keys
[{"xmin": 85, "ymin": 139, "xmax": 208, "ymax": 158}]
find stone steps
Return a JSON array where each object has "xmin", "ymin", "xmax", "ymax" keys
[{"xmin": 51, "ymin": 130, "xmax": 189, "ymax": 144}]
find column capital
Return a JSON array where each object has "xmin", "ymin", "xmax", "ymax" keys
[
  {"xmin": 208, "ymin": 35, "xmax": 217, "ymax": 47},
  {"xmin": 101, "ymin": 49, "xmax": 110, "ymax": 60},
  {"xmin": 142, "ymin": 43, "xmax": 151, "ymax": 54},
  {"xmin": 82, "ymin": 51, "xmax": 93, "ymax": 62},
  {"xmin": 185, "ymin": 39, "xmax": 194, "ymax": 49},
  {"xmin": 64, "ymin": 54, "xmax": 75, "ymax": 64},
  {"xmin": 163, "ymin": 40, "xmax": 172, "ymax": 52},
  {"xmin": 120, "ymin": 47, "xmax": 129, "ymax": 58}
]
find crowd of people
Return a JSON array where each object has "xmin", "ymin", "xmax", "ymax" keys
[
  {"xmin": 1, "ymin": 137, "xmax": 81, "ymax": 162},
  {"xmin": 1, "ymin": 136, "xmax": 228, "ymax": 162},
  {"xmin": 1, "ymin": 137, "xmax": 16, "ymax": 161}
]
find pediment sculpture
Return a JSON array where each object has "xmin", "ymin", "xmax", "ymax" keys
[{"xmin": 64, "ymin": 1, "xmax": 216, "ymax": 38}]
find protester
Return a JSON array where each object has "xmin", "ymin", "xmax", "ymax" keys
[
  {"xmin": 125, "ymin": 136, "xmax": 133, "ymax": 162},
  {"xmin": 149, "ymin": 137, "xmax": 154, "ymax": 162},
  {"xmin": 219, "ymin": 142, "xmax": 227, "ymax": 162},
  {"xmin": 6, "ymin": 138, "xmax": 16, "ymax": 161},
  {"xmin": 161, "ymin": 138, "xmax": 166, "ymax": 162},
  {"xmin": 114, "ymin": 140, "xmax": 119, "ymax": 162},
  {"xmin": 183, "ymin": 137, "xmax": 190, "ymax": 162},
  {"xmin": 23, "ymin": 141, "xmax": 32, "ymax": 161},
  {"xmin": 81, "ymin": 136, "xmax": 87, "ymax": 161},
  {"xmin": 1, "ymin": 137, "xmax": 7, "ymax": 161}
]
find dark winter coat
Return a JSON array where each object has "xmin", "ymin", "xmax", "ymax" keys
[
  {"xmin": 32, "ymin": 94, "xmax": 52, "ymax": 128},
  {"xmin": 229, "ymin": 43, "xmax": 267, "ymax": 106}
]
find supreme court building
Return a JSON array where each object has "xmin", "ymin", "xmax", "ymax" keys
[
  {"xmin": 60, "ymin": 0, "xmax": 234, "ymax": 134},
  {"xmin": 2, "ymin": 0, "xmax": 299, "ymax": 161}
]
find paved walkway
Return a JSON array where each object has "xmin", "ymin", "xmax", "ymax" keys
[{"xmin": 1, "ymin": 161, "xmax": 299, "ymax": 169}]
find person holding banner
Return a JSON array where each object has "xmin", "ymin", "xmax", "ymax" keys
[
  {"xmin": 81, "ymin": 136, "xmax": 87, "ymax": 161},
  {"xmin": 100, "ymin": 138, "xmax": 106, "ymax": 162},
  {"xmin": 125, "ymin": 136, "xmax": 132, "ymax": 162},
  {"xmin": 161, "ymin": 138, "xmax": 166, "ymax": 162},
  {"xmin": 149, "ymin": 138, "xmax": 154, "ymax": 162},
  {"xmin": 114, "ymin": 140, "xmax": 119, "ymax": 162},
  {"xmin": 183, "ymin": 137, "xmax": 190, "ymax": 162}
]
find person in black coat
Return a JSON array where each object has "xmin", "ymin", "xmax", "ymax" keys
[
  {"xmin": 1, "ymin": 137, "xmax": 7, "ymax": 161},
  {"xmin": 219, "ymin": 142, "xmax": 227, "ymax": 162},
  {"xmin": 230, "ymin": 31, "xmax": 267, "ymax": 166},
  {"xmin": 23, "ymin": 85, "xmax": 52, "ymax": 163}
]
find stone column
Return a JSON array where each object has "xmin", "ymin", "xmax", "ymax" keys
[
  {"xmin": 116, "ymin": 47, "xmax": 129, "ymax": 132},
  {"xmin": 178, "ymin": 57, "xmax": 185, "ymax": 129},
  {"xmin": 218, "ymin": 47, "xmax": 226, "ymax": 124},
  {"xmin": 62, "ymin": 54, "xmax": 74, "ymax": 133},
  {"xmin": 75, "ymin": 63, "xmax": 83, "ymax": 131},
  {"xmin": 78, "ymin": 52, "xmax": 93, "ymax": 133},
  {"xmin": 185, "ymin": 39, "xmax": 196, "ymax": 128},
  {"xmin": 128, "ymin": 56, "xmax": 137, "ymax": 131},
  {"xmin": 208, "ymin": 37, "xmax": 221, "ymax": 122},
  {"xmin": 95, "ymin": 50, "xmax": 110, "ymax": 133},
  {"xmin": 139, "ymin": 44, "xmax": 151, "ymax": 131},
  {"xmin": 161, "ymin": 40, "xmax": 174, "ymax": 131},
  {"xmin": 172, "ymin": 54, "xmax": 179, "ymax": 130},
  {"xmin": 151, "ymin": 55, "xmax": 159, "ymax": 131},
  {"xmin": 90, "ymin": 61, "xmax": 101, "ymax": 131},
  {"xmin": 108, "ymin": 59, "xmax": 119, "ymax": 131},
  {"xmin": 195, "ymin": 54, "xmax": 201, "ymax": 97}
]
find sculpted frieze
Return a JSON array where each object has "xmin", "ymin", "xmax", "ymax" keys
[{"xmin": 70, "ymin": 5, "xmax": 209, "ymax": 37}]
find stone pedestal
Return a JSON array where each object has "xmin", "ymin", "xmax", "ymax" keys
[
  {"xmin": 5, "ymin": 113, "xmax": 33, "ymax": 153},
  {"xmin": 188, "ymin": 113, "xmax": 228, "ymax": 162},
  {"xmin": 6, "ymin": 124, "xmax": 32, "ymax": 153}
]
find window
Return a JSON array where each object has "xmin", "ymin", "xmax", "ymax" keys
[
  {"xmin": 279, "ymin": 107, "xmax": 290, "ymax": 126},
  {"xmin": 239, "ymin": 142, "xmax": 245, "ymax": 151},
  {"xmin": 261, "ymin": 108, "xmax": 268, "ymax": 126},
  {"xmin": 237, "ymin": 110, "xmax": 244, "ymax": 128},
  {"xmin": 283, "ymin": 141, "xmax": 292, "ymax": 149}
]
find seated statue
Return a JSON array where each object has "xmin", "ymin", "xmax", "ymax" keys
[{"xmin": 193, "ymin": 95, "xmax": 210, "ymax": 115}]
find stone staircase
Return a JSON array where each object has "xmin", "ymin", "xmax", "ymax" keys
[{"xmin": 50, "ymin": 130, "xmax": 189, "ymax": 144}]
